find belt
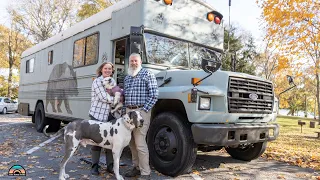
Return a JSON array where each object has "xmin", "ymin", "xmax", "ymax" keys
[{"xmin": 126, "ymin": 105, "xmax": 143, "ymax": 109}]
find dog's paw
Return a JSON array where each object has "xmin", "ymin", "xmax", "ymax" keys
[
  {"xmin": 64, "ymin": 173, "xmax": 69, "ymax": 179},
  {"xmin": 116, "ymin": 175, "xmax": 124, "ymax": 180}
]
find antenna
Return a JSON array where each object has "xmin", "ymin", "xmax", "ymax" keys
[{"xmin": 228, "ymin": 0, "xmax": 231, "ymax": 52}]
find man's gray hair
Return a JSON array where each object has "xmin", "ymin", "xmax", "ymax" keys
[{"xmin": 129, "ymin": 53, "xmax": 142, "ymax": 62}]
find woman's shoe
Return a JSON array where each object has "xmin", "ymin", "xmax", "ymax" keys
[
  {"xmin": 107, "ymin": 163, "xmax": 114, "ymax": 174},
  {"xmin": 91, "ymin": 163, "xmax": 100, "ymax": 175}
]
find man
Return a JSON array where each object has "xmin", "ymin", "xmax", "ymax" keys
[{"xmin": 123, "ymin": 53, "xmax": 158, "ymax": 180}]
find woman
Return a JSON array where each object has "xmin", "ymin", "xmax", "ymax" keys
[{"xmin": 88, "ymin": 62, "xmax": 115, "ymax": 175}]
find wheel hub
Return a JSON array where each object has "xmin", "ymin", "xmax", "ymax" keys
[{"xmin": 154, "ymin": 127, "xmax": 177, "ymax": 161}]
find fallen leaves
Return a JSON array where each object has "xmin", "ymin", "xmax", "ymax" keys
[
  {"xmin": 262, "ymin": 118, "xmax": 320, "ymax": 171},
  {"xmin": 0, "ymin": 166, "xmax": 8, "ymax": 170},
  {"xmin": 0, "ymin": 141, "xmax": 14, "ymax": 156},
  {"xmin": 193, "ymin": 170, "xmax": 200, "ymax": 175},
  {"xmin": 218, "ymin": 163, "xmax": 226, "ymax": 168},
  {"xmin": 277, "ymin": 174, "xmax": 285, "ymax": 179}
]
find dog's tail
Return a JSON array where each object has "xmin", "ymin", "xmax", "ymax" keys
[{"xmin": 43, "ymin": 125, "xmax": 65, "ymax": 138}]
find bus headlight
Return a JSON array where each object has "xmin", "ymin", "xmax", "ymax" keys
[{"xmin": 199, "ymin": 97, "xmax": 211, "ymax": 110}]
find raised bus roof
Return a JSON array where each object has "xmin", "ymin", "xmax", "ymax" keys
[{"xmin": 21, "ymin": 0, "xmax": 215, "ymax": 58}]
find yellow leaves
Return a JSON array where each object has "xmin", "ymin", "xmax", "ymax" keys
[
  {"xmin": 295, "ymin": 72, "xmax": 303, "ymax": 77},
  {"xmin": 296, "ymin": 159, "xmax": 303, "ymax": 164},
  {"xmin": 193, "ymin": 170, "xmax": 200, "ymax": 175},
  {"xmin": 277, "ymin": 174, "xmax": 285, "ymax": 179},
  {"xmin": 0, "ymin": 166, "xmax": 8, "ymax": 170},
  {"xmin": 259, "ymin": 0, "xmax": 319, "ymax": 65}
]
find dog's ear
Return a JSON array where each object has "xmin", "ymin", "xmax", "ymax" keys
[
  {"xmin": 128, "ymin": 111, "xmax": 139, "ymax": 127},
  {"xmin": 128, "ymin": 111, "xmax": 133, "ymax": 119}
]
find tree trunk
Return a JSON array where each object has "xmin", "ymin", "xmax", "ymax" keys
[
  {"xmin": 7, "ymin": 66, "xmax": 13, "ymax": 98},
  {"xmin": 317, "ymin": 73, "xmax": 320, "ymax": 122},
  {"xmin": 7, "ymin": 37, "xmax": 13, "ymax": 98}
]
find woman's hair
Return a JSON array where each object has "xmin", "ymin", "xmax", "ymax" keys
[{"xmin": 96, "ymin": 62, "xmax": 115, "ymax": 77}]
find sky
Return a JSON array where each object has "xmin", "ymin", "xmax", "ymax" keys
[
  {"xmin": 207, "ymin": 0, "xmax": 265, "ymax": 46},
  {"xmin": 0, "ymin": 0, "xmax": 265, "ymax": 47}
]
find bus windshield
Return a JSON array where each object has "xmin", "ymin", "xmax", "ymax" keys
[{"xmin": 144, "ymin": 33, "xmax": 220, "ymax": 69}]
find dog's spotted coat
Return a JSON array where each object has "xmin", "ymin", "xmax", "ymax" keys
[{"xmin": 43, "ymin": 110, "xmax": 144, "ymax": 180}]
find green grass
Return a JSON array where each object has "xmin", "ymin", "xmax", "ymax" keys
[{"xmin": 263, "ymin": 117, "xmax": 320, "ymax": 170}]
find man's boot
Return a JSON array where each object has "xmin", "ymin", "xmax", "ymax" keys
[{"xmin": 125, "ymin": 167, "xmax": 141, "ymax": 177}]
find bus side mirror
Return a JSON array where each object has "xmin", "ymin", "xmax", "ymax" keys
[
  {"xmin": 287, "ymin": 75, "xmax": 294, "ymax": 85},
  {"xmin": 201, "ymin": 58, "xmax": 221, "ymax": 74},
  {"xmin": 130, "ymin": 26, "xmax": 144, "ymax": 55}
]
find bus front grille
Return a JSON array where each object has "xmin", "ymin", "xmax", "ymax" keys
[{"xmin": 228, "ymin": 76, "xmax": 274, "ymax": 114}]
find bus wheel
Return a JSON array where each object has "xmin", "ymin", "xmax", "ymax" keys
[
  {"xmin": 147, "ymin": 112, "xmax": 197, "ymax": 177},
  {"xmin": 225, "ymin": 142, "xmax": 267, "ymax": 161},
  {"xmin": 34, "ymin": 102, "xmax": 48, "ymax": 133}
]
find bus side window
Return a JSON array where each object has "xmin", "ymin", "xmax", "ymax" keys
[
  {"xmin": 26, "ymin": 58, "xmax": 35, "ymax": 73},
  {"xmin": 48, "ymin": 50, "xmax": 53, "ymax": 65},
  {"xmin": 73, "ymin": 33, "xmax": 99, "ymax": 68}
]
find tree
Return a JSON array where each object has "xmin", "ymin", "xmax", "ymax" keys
[
  {"xmin": 258, "ymin": 0, "xmax": 320, "ymax": 120},
  {"xmin": 77, "ymin": 0, "xmax": 119, "ymax": 21},
  {"xmin": 254, "ymin": 40, "xmax": 291, "ymax": 81},
  {"xmin": 0, "ymin": 23, "xmax": 31, "ymax": 98},
  {"xmin": 9, "ymin": 0, "xmax": 79, "ymax": 43},
  {"xmin": 222, "ymin": 25, "xmax": 256, "ymax": 75}
]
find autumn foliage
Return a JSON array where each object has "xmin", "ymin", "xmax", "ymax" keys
[{"xmin": 258, "ymin": 0, "xmax": 320, "ymax": 118}]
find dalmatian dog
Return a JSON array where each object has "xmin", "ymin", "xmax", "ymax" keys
[
  {"xmin": 102, "ymin": 77, "xmax": 124, "ymax": 117},
  {"xmin": 43, "ymin": 110, "xmax": 144, "ymax": 180}
]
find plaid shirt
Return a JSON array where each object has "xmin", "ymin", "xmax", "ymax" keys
[
  {"xmin": 123, "ymin": 68, "xmax": 158, "ymax": 112},
  {"xmin": 89, "ymin": 76, "xmax": 113, "ymax": 121}
]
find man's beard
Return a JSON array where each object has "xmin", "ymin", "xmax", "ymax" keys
[{"xmin": 128, "ymin": 65, "xmax": 142, "ymax": 77}]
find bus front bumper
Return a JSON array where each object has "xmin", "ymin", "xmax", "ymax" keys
[{"xmin": 191, "ymin": 123, "xmax": 279, "ymax": 146}]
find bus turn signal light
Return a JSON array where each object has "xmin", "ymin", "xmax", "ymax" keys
[
  {"xmin": 191, "ymin": 78, "xmax": 201, "ymax": 85},
  {"xmin": 207, "ymin": 13, "xmax": 214, "ymax": 22},
  {"xmin": 164, "ymin": 0, "xmax": 172, "ymax": 5},
  {"xmin": 207, "ymin": 11, "xmax": 223, "ymax": 24}
]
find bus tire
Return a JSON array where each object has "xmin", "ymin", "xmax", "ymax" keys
[
  {"xmin": 225, "ymin": 142, "xmax": 267, "ymax": 161},
  {"xmin": 147, "ymin": 112, "xmax": 197, "ymax": 177},
  {"xmin": 34, "ymin": 102, "xmax": 48, "ymax": 133}
]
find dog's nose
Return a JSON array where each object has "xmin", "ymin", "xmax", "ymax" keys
[{"xmin": 140, "ymin": 119, "xmax": 144, "ymax": 124}]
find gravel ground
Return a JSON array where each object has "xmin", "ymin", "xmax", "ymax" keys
[{"xmin": 0, "ymin": 113, "xmax": 319, "ymax": 180}]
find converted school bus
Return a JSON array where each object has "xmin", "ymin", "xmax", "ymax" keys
[{"xmin": 18, "ymin": 0, "xmax": 279, "ymax": 176}]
